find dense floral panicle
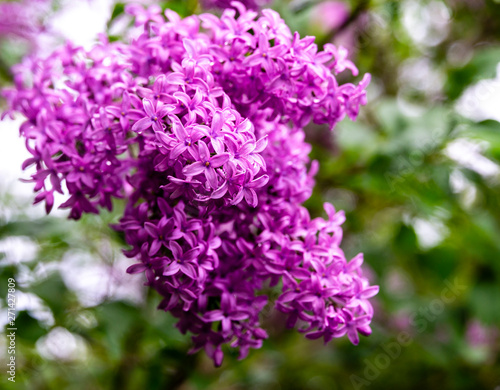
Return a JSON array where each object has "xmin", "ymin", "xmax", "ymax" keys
[
  {"xmin": 200, "ymin": 0, "xmax": 271, "ymax": 10},
  {"xmin": 3, "ymin": 2, "xmax": 377, "ymax": 366},
  {"xmin": 0, "ymin": 1, "xmax": 47, "ymax": 42}
]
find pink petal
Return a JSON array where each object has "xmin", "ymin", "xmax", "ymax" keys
[
  {"xmin": 132, "ymin": 117, "xmax": 151, "ymax": 132},
  {"xmin": 210, "ymin": 153, "xmax": 229, "ymax": 168},
  {"xmin": 169, "ymin": 241, "xmax": 183, "ymax": 259},
  {"xmin": 183, "ymin": 161, "xmax": 205, "ymax": 176},
  {"xmin": 198, "ymin": 141, "xmax": 210, "ymax": 161},
  {"xmin": 143, "ymin": 99, "xmax": 155, "ymax": 117},
  {"xmin": 205, "ymin": 167, "xmax": 218, "ymax": 189},
  {"xmin": 126, "ymin": 263, "xmax": 147, "ymax": 274}
]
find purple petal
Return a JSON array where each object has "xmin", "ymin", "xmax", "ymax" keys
[
  {"xmin": 148, "ymin": 240, "xmax": 162, "ymax": 256},
  {"xmin": 205, "ymin": 167, "xmax": 218, "ymax": 189},
  {"xmin": 346, "ymin": 253, "xmax": 364, "ymax": 272},
  {"xmin": 183, "ymin": 247, "xmax": 200, "ymax": 261},
  {"xmin": 152, "ymin": 121, "xmax": 164, "ymax": 133},
  {"xmin": 198, "ymin": 141, "xmax": 210, "ymax": 161},
  {"xmin": 221, "ymin": 317, "xmax": 232, "ymax": 333},
  {"xmin": 144, "ymin": 222, "xmax": 159, "ymax": 238},
  {"xmin": 231, "ymin": 189, "xmax": 244, "ymax": 205},
  {"xmin": 169, "ymin": 241, "xmax": 183, "ymax": 259},
  {"xmin": 204, "ymin": 310, "xmax": 224, "ymax": 322},
  {"xmin": 172, "ymin": 121, "xmax": 188, "ymax": 141},
  {"xmin": 143, "ymin": 99, "xmax": 155, "ymax": 116},
  {"xmin": 167, "ymin": 229, "xmax": 183, "ymax": 240},
  {"xmin": 347, "ymin": 328, "xmax": 360, "ymax": 345},
  {"xmin": 211, "ymin": 182, "xmax": 228, "ymax": 199},
  {"xmin": 244, "ymin": 53, "xmax": 263, "ymax": 67},
  {"xmin": 239, "ymin": 141, "xmax": 255, "ymax": 155},
  {"xmin": 180, "ymin": 263, "xmax": 197, "ymax": 279},
  {"xmin": 244, "ymin": 188, "xmax": 258, "ymax": 208},
  {"xmin": 210, "ymin": 153, "xmax": 229, "ymax": 168},
  {"xmin": 211, "ymin": 110, "xmax": 224, "ymax": 134},
  {"xmin": 247, "ymin": 174, "xmax": 269, "ymax": 188},
  {"xmin": 170, "ymin": 144, "xmax": 188, "ymax": 159},
  {"xmin": 278, "ymin": 291, "xmax": 298, "ymax": 303},
  {"xmin": 183, "ymin": 161, "xmax": 205, "ymax": 176},
  {"xmin": 163, "ymin": 262, "xmax": 180, "ymax": 276},
  {"xmin": 359, "ymin": 286, "xmax": 379, "ymax": 299},
  {"xmin": 126, "ymin": 263, "xmax": 147, "ymax": 274},
  {"xmin": 165, "ymin": 72, "xmax": 185, "ymax": 85},
  {"xmin": 211, "ymin": 138, "xmax": 225, "ymax": 155},
  {"xmin": 258, "ymin": 33, "xmax": 269, "ymax": 52},
  {"xmin": 254, "ymin": 136, "xmax": 268, "ymax": 152},
  {"xmin": 132, "ymin": 117, "xmax": 151, "ymax": 132},
  {"xmin": 305, "ymin": 331, "xmax": 324, "ymax": 340},
  {"xmin": 156, "ymin": 104, "xmax": 173, "ymax": 119},
  {"xmin": 230, "ymin": 311, "xmax": 249, "ymax": 321}
]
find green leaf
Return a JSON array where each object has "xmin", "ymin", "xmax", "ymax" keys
[
  {"xmin": 446, "ymin": 47, "xmax": 500, "ymax": 101},
  {"xmin": 15, "ymin": 311, "xmax": 47, "ymax": 343},
  {"xmin": 30, "ymin": 273, "xmax": 72, "ymax": 318},
  {"xmin": 107, "ymin": 2, "xmax": 125, "ymax": 28}
]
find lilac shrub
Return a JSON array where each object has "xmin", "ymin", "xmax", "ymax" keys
[{"xmin": 3, "ymin": 2, "xmax": 378, "ymax": 365}]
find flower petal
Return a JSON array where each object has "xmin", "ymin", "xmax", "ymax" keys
[{"xmin": 183, "ymin": 161, "xmax": 205, "ymax": 176}]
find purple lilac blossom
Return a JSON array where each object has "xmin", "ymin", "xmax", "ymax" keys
[
  {"xmin": 200, "ymin": 0, "xmax": 271, "ymax": 10},
  {"xmin": 0, "ymin": 0, "xmax": 47, "ymax": 43},
  {"xmin": 3, "ymin": 2, "xmax": 377, "ymax": 366}
]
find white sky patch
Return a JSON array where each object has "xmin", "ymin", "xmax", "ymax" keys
[
  {"xmin": 107, "ymin": 256, "xmax": 146, "ymax": 305},
  {"xmin": 449, "ymin": 169, "xmax": 477, "ymax": 208},
  {"xmin": 0, "ymin": 117, "xmax": 70, "ymax": 219},
  {"xmin": 0, "ymin": 236, "xmax": 38, "ymax": 265},
  {"xmin": 445, "ymin": 138, "xmax": 500, "ymax": 179},
  {"xmin": 9, "ymin": 249, "xmax": 144, "ymax": 308},
  {"xmin": 413, "ymin": 217, "xmax": 449, "ymax": 250},
  {"xmin": 0, "ymin": 117, "xmax": 33, "ymax": 196},
  {"xmin": 36, "ymin": 327, "xmax": 88, "ymax": 362},
  {"xmin": 15, "ymin": 291, "xmax": 55, "ymax": 327},
  {"xmin": 16, "ymin": 261, "xmax": 60, "ymax": 288},
  {"xmin": 59, "ymin": 250, "xmax": 145, "ymax": 307},
  {"xmin": 399, "ymin": 57, "xmax": 445, "ymax": 95},
  {"xmin": 47, "ymin": 0, "xmax": 114, "ymax": 50},
  {"xmin": 402, "ymin": 0, "xmax": 450, "ymax": 47},
  {"xmin": 456, "ymin": 63, "xmax": 500, "ymax": 122},
  {"xmin": 0, "ymin": 290, "xmax": 54, "ymax": 329}
]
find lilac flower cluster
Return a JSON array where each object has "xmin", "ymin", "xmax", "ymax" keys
[
  {"xmin": 0, "ymin": 0, "xmax": 47, "ymax": 43},
  {"xmin": 3, "ymin": 2, "xmax": 377, "ymax": 365},
  {"xmin": 200, "ymin": 0, "xmax": 271, "ymax": 10}
]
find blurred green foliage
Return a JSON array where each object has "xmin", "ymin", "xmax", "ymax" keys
[{"xmin": 1, "ymin": 0, "xmax": 500, "ymax": 389}]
